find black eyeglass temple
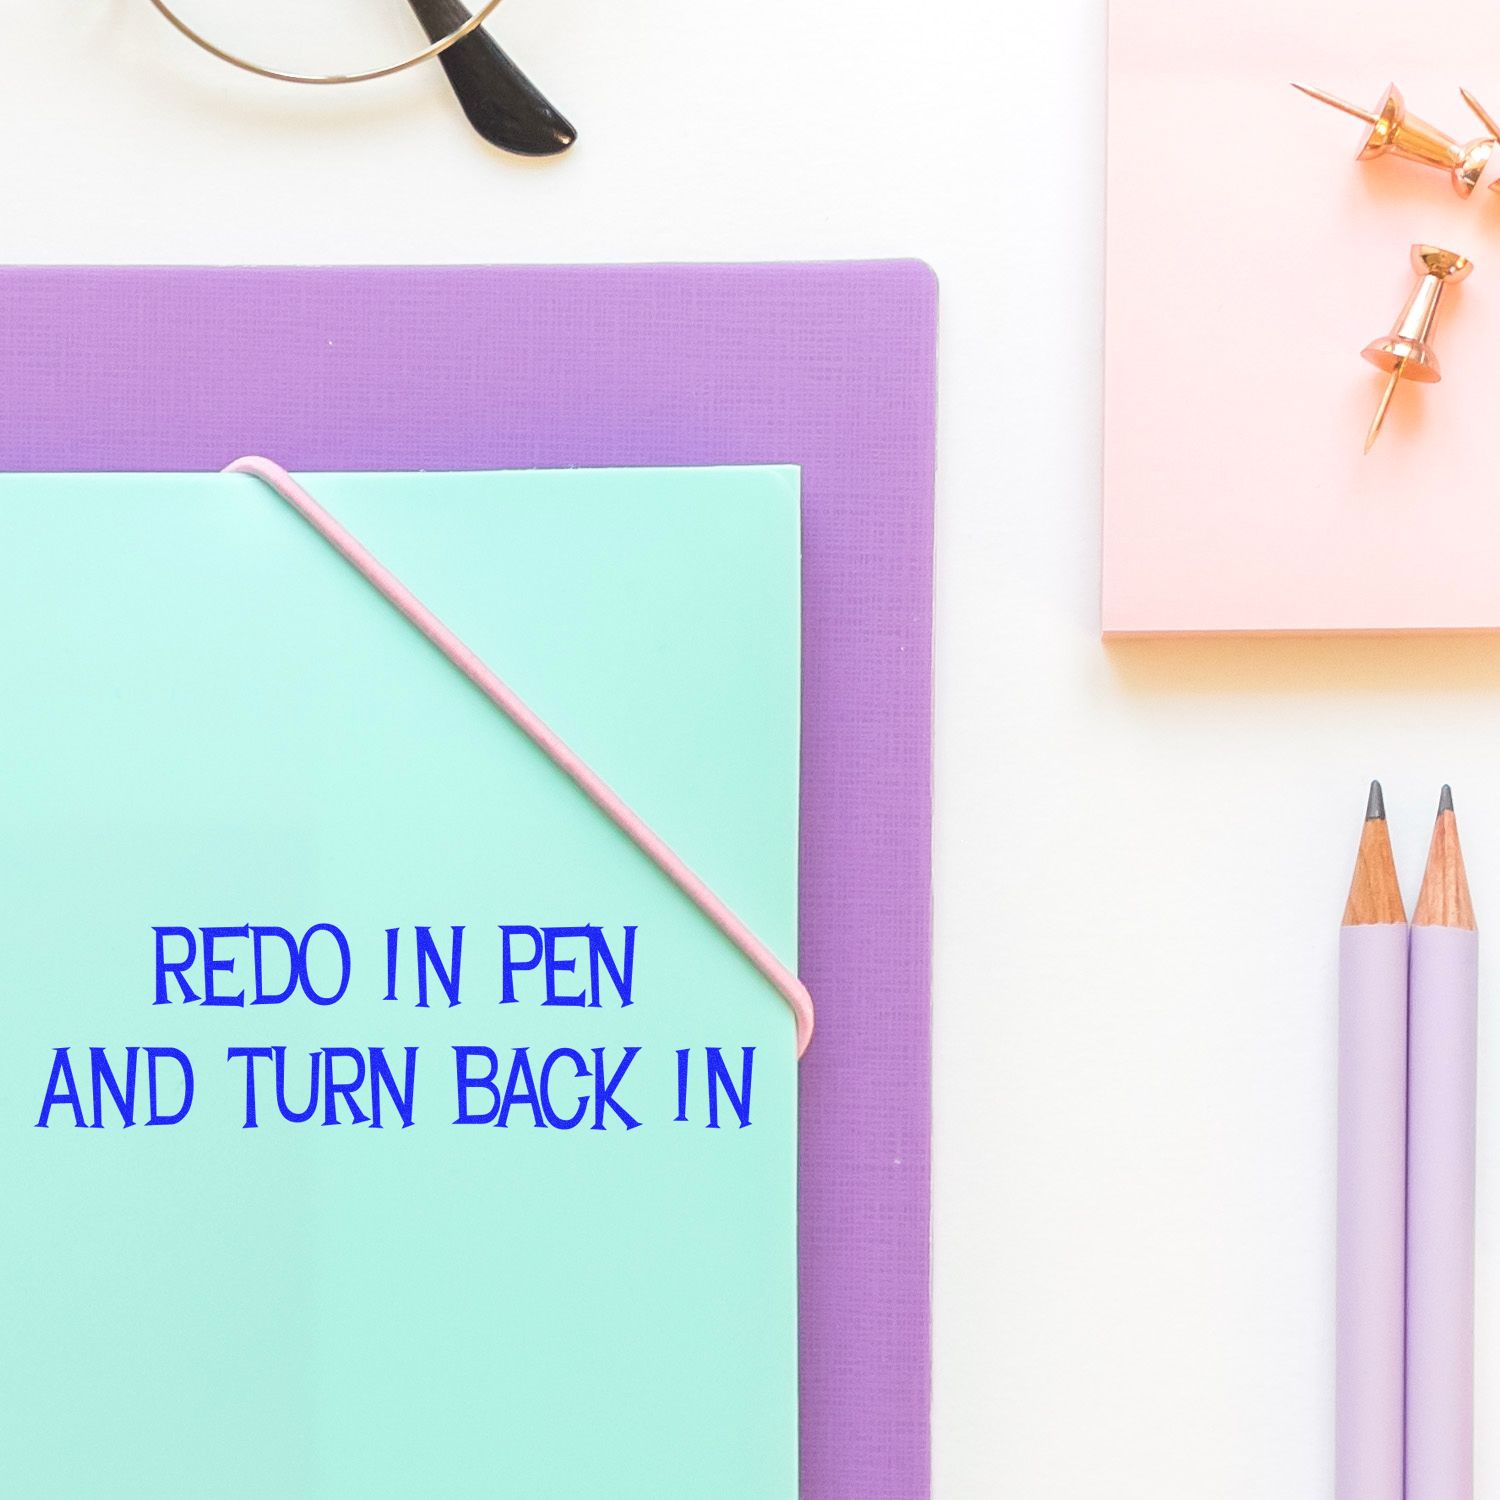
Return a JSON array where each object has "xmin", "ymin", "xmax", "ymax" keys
[{"xmin": 404, "ymin": 0, "xmax": 576, "ymax": 156}]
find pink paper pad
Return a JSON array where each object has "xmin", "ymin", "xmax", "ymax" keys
[
  {"xmin": 1105, "ymin": 0, "xmax": 1500, "ymax": 634},
  {"xmin": 0, "ymin": 262, "xmax": 937, "ymax": 1499}
]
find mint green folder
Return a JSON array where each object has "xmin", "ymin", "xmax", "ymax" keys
[{"xmin": 0, "ymin": 467, "xmax": 801, "ymax": 1498}]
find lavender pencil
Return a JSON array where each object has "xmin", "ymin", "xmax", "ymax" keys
[
  {"xmin": 1337, "ymin": 781, "xmax": 1408, "ymax": 1500},
  {"xmin": 1406, "ymin": 786, "xmax": 1479, "ymax": 1500}
]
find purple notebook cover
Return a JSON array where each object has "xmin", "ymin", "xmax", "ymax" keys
[{"xmin": 0, "ymin": 261, "xmax": 936, "ymax": 1498}]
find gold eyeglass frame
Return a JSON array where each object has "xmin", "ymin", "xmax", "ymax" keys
[{"xmin": 147, "ymin": 0, "xmax": 508, "ymax": 86}]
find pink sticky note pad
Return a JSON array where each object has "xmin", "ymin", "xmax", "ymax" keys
[{"xmin": 1105, "ymin": 0, "xmax": 1500, "ymax": 634}]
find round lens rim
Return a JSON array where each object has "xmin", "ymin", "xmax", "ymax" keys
[{"xmin": 147, "ymin": 0, "xmax": 508, "ymax": 85}]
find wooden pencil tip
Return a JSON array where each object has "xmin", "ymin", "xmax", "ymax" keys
[
  {"xmin": 1344, "ymin": 789, "xmax": 1406, "ymax": 926},
  {"xmin": 1414, "ymin": 785, "xmax": 1475, "ymax": 929}
]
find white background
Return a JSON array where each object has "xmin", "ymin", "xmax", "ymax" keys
[{"xmin": 7, "ymin": 2, "xmax": 1499, "ymax": 1495}]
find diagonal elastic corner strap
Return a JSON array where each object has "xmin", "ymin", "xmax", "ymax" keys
[{"xmin": 225, "ymin": 456, "xmax": 814, "ymax": 1058}]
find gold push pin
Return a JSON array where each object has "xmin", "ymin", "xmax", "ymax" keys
[
  {"xmin": 1460, "ymin": 88, "xmax": 1500, "ymax": 191},
  {"xmin": 1292, "ymin": 82, "xmax": 1493, "ymax": 196},
  {"xmin": 1362, "ymin": 244, "xmax": 1472, "ymax": 454}
]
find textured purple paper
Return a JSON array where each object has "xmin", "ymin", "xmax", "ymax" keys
[
  {"xmin": 1336, "ymin": 923, "xmax": 1409, "ymax": 1500},
  {"xmin": 0, "ymin": 262, "xmax": 937, "ymax": 1499},
  {"xmin": 1406, "ymin": 923, "xmax": 1479, "ymax": 1500}
]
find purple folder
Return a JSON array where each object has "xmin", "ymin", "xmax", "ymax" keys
[{"xmin": 0, "ymin": 261, "xmax": 936, "ymax": 1499}]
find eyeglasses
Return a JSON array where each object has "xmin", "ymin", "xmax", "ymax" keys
[{"xmin": 147, "ymin": 0, "xmax": 576, "ymax": 156}]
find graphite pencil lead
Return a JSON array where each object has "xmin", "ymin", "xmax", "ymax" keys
[
  {"xmin": 1439, "ymin": 783, "xmax": 1455, "ymax": 814},
  {"xmin": 1367, "ymin": 780, "xmax": 1386, "ymax": 821}
]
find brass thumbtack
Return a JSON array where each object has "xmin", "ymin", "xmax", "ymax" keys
[
  {"xmin": 1361, "ymin": 244, "xmax": 1472, "ymax": 454},
  {"xmin": 1460, "ymin": 88, "xmax": 1500, "ymax": 191},
  {"xmin": 1292, "ymin": 82, "xmax": 1494, "ymax": 196}
]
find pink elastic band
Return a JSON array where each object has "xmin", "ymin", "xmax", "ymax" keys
[{"xmin": 225, "ymin": 456, "xmax": 814, "ymax": 1058}]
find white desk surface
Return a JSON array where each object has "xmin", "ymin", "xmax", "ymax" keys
[{"xmin": 9, "ymin": 2, "xmax": 1498, "ymax": 1494}]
